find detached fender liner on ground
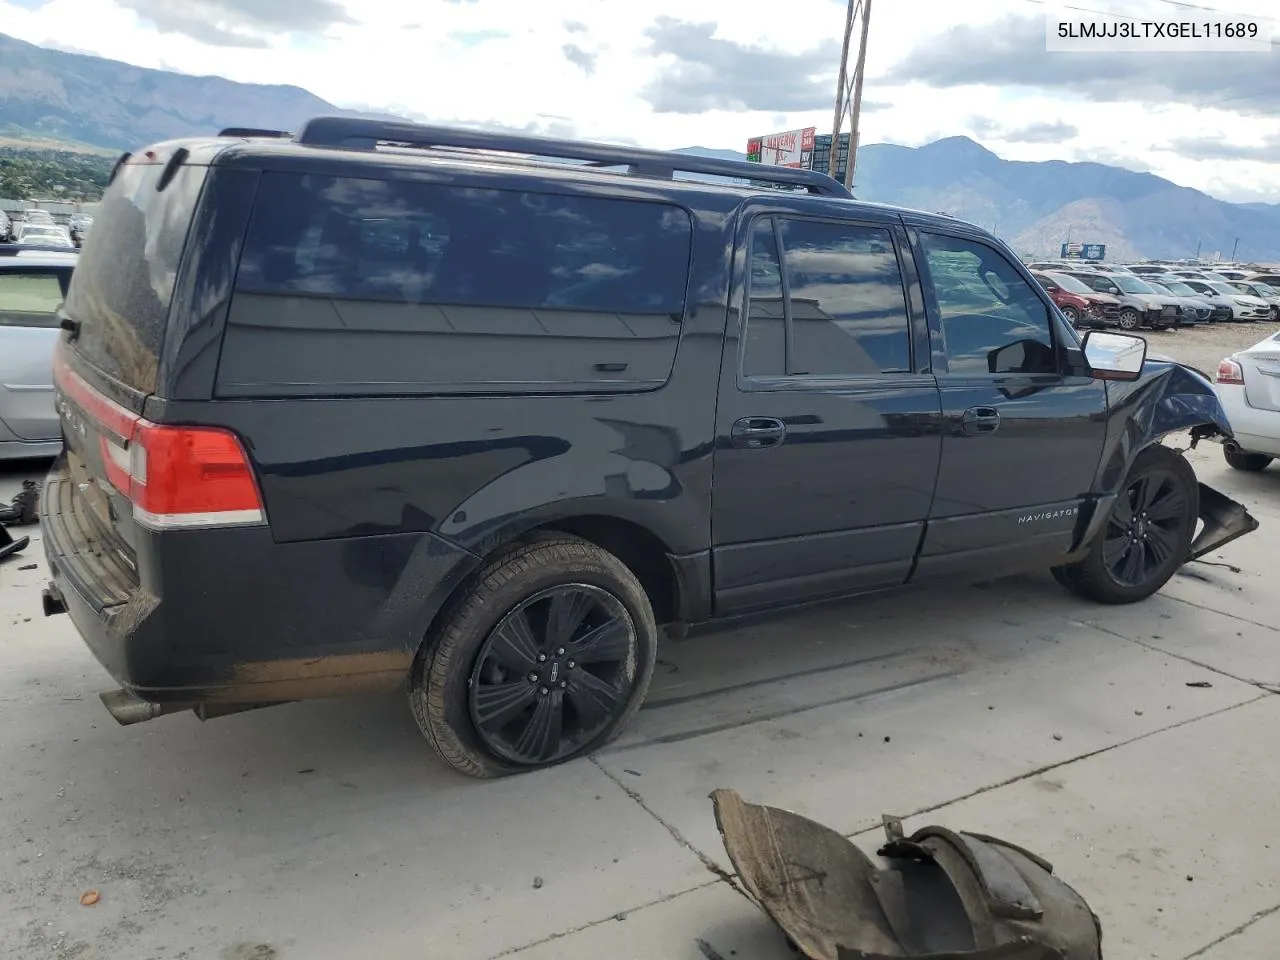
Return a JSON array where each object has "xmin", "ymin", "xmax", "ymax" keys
[{"xmin": 710, "ymin": 788, "xmax": 1102, "ymax": 960}]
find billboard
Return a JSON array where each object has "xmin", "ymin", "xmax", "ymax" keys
[
  {"xmin": 1060, "ymin": 242, "xmax": 1107, "ymax": 261},
  {"xmin": 746, "ymin": 127, "xmax": 816, "ymax": 169}
]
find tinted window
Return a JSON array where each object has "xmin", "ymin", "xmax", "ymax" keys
[
  {"xmin": 741, "ymin": 217, "xmax": 912, "ymax": 378},
  {"xmin": 921, "ymin": 233, "xmax": 1055, "ymax": 375},
  {"xmin": 0, "ymin": 269, "xmax": 70, "ymax": 328},
  {"xmin": 63, "ymin": 161, "xmax": 207, "ymax": 392},
  {"xmin": 742, "ymin": 220, "xmax": 785, "ymax": 377},
  {"xmin": 780, "ymin": 220, "xmax": 912, "ymax": 376},
  {"xmin": 222, "ymin": 173, "xmax": 692, "ymax": 395}
]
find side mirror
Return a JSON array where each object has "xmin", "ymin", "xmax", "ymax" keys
[{"xmin": 1082, "ymin": 330, "xmax": 1146, "ymax": 382}]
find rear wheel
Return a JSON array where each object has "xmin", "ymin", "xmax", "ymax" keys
[
  {"xmin": 1224, "ymin": 446, "xmax": 1273, "ymax": 472},
  {"xmin": 1052, "ymin": 446, "xmax": 1198, "ymax": 605},
  {"xmin": 1117, "ymin": 308, "xmax": 1140, "ymax": 331},
  {"xmin": 410, "ymin": 536, "xmax": 657, "ymax": 778}
]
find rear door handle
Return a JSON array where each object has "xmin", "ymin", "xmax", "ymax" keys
[
  {"xmin": 961, "ymin": 406, "xmax": 1001, "ymax": 436},
  {"xmin": 731, "ymin": 416, "xmax": 786, "ymax": 449}
]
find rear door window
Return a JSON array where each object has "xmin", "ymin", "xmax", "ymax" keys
[
  {"xmin": 220, "ymin": 172, "xmax": 694, "ymax": 396},
  {"xmin": 0, "ymin": 268, "xmax": 70, "ymax": 328},
  {"xmin": 61, "ymin": 160, "xmax": 208, "ymax": 393}
]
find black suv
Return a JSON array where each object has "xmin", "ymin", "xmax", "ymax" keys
[{"xmin": 41, "ymin": 118, "xmax": 1257, "ymax": 778}]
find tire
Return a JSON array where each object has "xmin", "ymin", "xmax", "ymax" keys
[
  {"xmin": 1052, "ymin": 446, "xmax": 1198, "ymax": 605},
  {"xmin": 1061, "ymin": 305, "xmax": 1080, "ymax": 326},
  {"xmin": 1117, "ymin": 308, "xmax": 1140, "ymax": 331},
  {"xmin": 1224, "ymin": 446, "xmax": 1273, "ymax": 472},
  {"xmin": 410, "ymin": 536, "xmax": 658, "ymax": 778}
]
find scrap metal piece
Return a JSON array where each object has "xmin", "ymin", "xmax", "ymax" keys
[
  {"xmin": 1188, "ymin": 482, "xmax": 1260, "ymax": 562},
  {"xmin": 0, "ymin": 480, "xmax": 39, "ymax": 525},
  {"xmin": 710, "ymin": 789, "xmax": 1102, "ymax": 960},
  {"xmin": 0, "ymin": 525, "xmax": 30, "ymax": 562}
]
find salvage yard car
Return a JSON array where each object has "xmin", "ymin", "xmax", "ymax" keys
[
  {"xmin": 1215, "ymin": 331, "xmax": 1280, "ymax": 472},
  {"xmin": 0, "ymin": 247, "xmax": 75, "ymax": 459},
  {"xmin": 40, "ymin": 120, "xmax": 1259, "ymax": 778}
]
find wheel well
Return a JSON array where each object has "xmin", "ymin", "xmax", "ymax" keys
[{"xmin": 526, "ymin": 516, "xmax": 680, "ymax": 626}]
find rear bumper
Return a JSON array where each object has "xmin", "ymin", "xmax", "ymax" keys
[
  {"xmin": 42, "ymin": 458, "xmax": 481, "ymax": 705},
  {"xmin": 1217, "ymin": 386, "xmax": 1280, "ymax": 457}
]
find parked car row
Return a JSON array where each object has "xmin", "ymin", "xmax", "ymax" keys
[
  {"xmin": 0, "ymin": 208, "xmax": 91, "ymax": 247},
  {"xmin": 1028, "ymin": 259, "xmax": 1280, "ymax": 329}
]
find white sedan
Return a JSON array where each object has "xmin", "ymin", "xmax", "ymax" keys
[{"xmin": 1215, "ymin": 329, "xmax": 1280, "ymax": 471}]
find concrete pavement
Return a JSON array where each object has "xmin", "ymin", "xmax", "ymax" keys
[{"xmin": 0, "ymin": 441, "xmax": 1275, "ymax": 960}]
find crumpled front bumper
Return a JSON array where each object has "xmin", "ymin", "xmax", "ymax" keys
[{"xmin": 1188, "ymin": 482, "xmax": 1260, "ymax": 562}]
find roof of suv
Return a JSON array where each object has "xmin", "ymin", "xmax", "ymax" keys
[{"xmin": 132, "ymin": 117, "xmax": 986, "ymax": 237}]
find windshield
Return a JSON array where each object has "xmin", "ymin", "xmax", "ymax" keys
[
  {"xmin": 1210, "ymin": 282, "xmax": 1243, "ymax": 296},
  {"xmin": 1255, "ymin": 283, "xmax": 1277, "ymax": 297},
  {"xmin": 1046, "ymin": 272, "xmax": 1093, "ymax": 293},
  {"xmin": 1162, "ymin": 281, "xmax": 1197, "ymax": 296},
  {"xmin": 1114, "ymin": 275, "xmax": 1155, "ymax": 294},
  {"xmin": 20, "ymin": 225, "xmax": 64, "ymax": 238}
]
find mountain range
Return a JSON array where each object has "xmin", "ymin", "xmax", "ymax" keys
[{"xmin": 2, "ymin": 31, "xmax": 1277, "ymax": 262}]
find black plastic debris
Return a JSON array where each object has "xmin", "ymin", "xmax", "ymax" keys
[{"xmin": 711, "ymin": 789, "xmax": 1102, "ymax": 960}]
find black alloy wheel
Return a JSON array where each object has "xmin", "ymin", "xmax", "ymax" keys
[
  {"xmin": 468, "ymin": 584, "xmax": 638, "ymax": 766},
  {"xmin": 410, "ymin": 535, "xmax": 657, "ymax": 778},
  {"xmin": 1051, "ymin": 446, "xmax": 1198, "ymax": 605},
  {"xmin": 1101, "ymin": 470, "xmax": 1189, "ymax": 588}
]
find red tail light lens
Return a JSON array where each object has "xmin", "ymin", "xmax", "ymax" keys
[
  {"xmin": 126, "ymin": 423, "xmax": 264, "ymax": 528},
  {"xmin": 1215, "ymin": 358, "xmax": 1245, "ymax": 386},
  {"xmin": 54, "ymin": 350, "xmax": 264, "ymax": 529}
]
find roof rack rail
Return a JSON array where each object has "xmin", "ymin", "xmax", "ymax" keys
[
  {"xmin": 292, "ymin": 117, "xmax": 851, "ymax": 198},
  {"xmin": 219, "ymin": 127, "xmax": 292, "ymax": 138}
]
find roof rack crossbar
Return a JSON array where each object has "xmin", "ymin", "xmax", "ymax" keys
[{"xmin": 293, "ymin": 117, "xmax": 851, "ymax": 198}]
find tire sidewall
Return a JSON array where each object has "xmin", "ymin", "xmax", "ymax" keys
[{"xmin": 418, "ymin": 540, "xmax": 658, "ymax": 776}]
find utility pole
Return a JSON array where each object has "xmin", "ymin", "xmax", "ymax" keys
[
  {"xmin": 827, "ymin": 0, "xmax": 857, "ymax": 181},
  {"xmin": 845, "ymin": 0, "xmax": 873, "ymax": 188},
  {"xmin": 828, "ymin": 0, "xmax": 872, "ymax": 188},
  {"xmin": 1231, "ymin": 236, "xmax": 1239, "ymax": 261}
]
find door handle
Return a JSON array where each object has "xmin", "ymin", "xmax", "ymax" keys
[
  {"xmin": 731, "ymin": 417, "xmax": 786, "ymax": 449},
  {"xmin": 961, "ymin": 406, "xmax": 1001, "ymax": 436}
]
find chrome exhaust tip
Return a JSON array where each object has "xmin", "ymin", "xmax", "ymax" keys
[{"xmin": 98, "ymin": 689, "xmax": 187, "ymax": 726}]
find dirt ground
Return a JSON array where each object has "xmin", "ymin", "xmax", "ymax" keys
[
  {"xmin": 1132, "ymin": 319, "xmax": 1271, "ymax": 376},
  {"xmin": 0, "ymin": 319, "xmax": 1277, "ymax": 960}
]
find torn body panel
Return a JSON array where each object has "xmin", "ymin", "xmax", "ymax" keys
[{"xmin": 711, "ymin": 789, "xmax": 1102, "ymax": 960}]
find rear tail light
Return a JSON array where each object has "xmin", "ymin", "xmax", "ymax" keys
[
  {"xmin": 54, "ymin": 351, "xmax": 265, "ymax": 530},
  {"xmin": 1215, "ymin": 358, "xmax": 1245, "ymax": 386}
]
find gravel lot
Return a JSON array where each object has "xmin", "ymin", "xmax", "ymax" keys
[
  {"xmin": 1132, "ymin": 320, "xmax": 1271, "ymax": 377},
  {"xmin": 1, "ymin": 320, "xmax": 1276, "ymax": 960}
]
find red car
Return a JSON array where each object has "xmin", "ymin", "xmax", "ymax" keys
[{"xmin": 1031, "ymin": 271, "xmax": 1121, "ymax": 328}]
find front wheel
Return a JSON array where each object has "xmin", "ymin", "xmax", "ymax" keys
[
  {"xmin": 410, "ymin": 536, "xmax": 657, "ymax": 778},
  {"xmin": 1052, "ymin": 446, "xmax": 1198, "ymax": 605},
  {"xmin": 1224, "ymin": 446, "xmax": 1273, "ymax": 472},
  {"xmin": 1117, "ymin": 308, "xmax": 1140, "ymax": 331},
  {"xmin": 1061, "ymin": 305, "xmax": 1081, "ymax": 326}
]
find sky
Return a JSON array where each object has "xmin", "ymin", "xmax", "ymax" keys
[{"xmin": 2, "ymin": 0, "xmax": 1278, "ymax": 203}]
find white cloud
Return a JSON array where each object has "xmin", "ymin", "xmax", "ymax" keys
[{"xmin": 0, "ymin": 0, "xmax": 1277, "ymax": 201}]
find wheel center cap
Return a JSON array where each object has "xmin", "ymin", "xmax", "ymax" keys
[{"xmin": 548, "ymin": 660, "xmax": 561, "ymax": 684}]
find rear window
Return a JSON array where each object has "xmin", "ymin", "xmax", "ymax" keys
[
  {"xmin": 62, "ymin": 160, "xmax": 208, "ymax": 393},
  {"xmin": 218, "ymin": 172, "xmax": 694, "ymax": 396}
]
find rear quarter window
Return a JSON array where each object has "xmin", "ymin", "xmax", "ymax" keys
[
  {"xmin": 0, "ymin": 268, "xmax": 70, "ymax": 328},
  {"xmin": 218, "ymin": 172, "xmax": 694, "ymax": 396},
  {"xmin": 62, "ymin": 160, "xmax": 207, "ymax": 393}
]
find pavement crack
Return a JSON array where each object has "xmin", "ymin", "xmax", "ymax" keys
[
  {"xmin": 1182, "ymin": 900, "xmax": 1280, "ymax": 959},
  {"xmin": 590, "ymin": 757, "xmax": 738, "ymax": 887},
  {"xmin": 484, "ymin": 880, "xmax": 721, "ymax": 959},
  {"xmin": 842, "ymin": 694, "xmax": 1269, "ymax": 840},
  {"xmin": 1164, "ymin": 594, "xmax": 1279, "ymax": 633}
]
